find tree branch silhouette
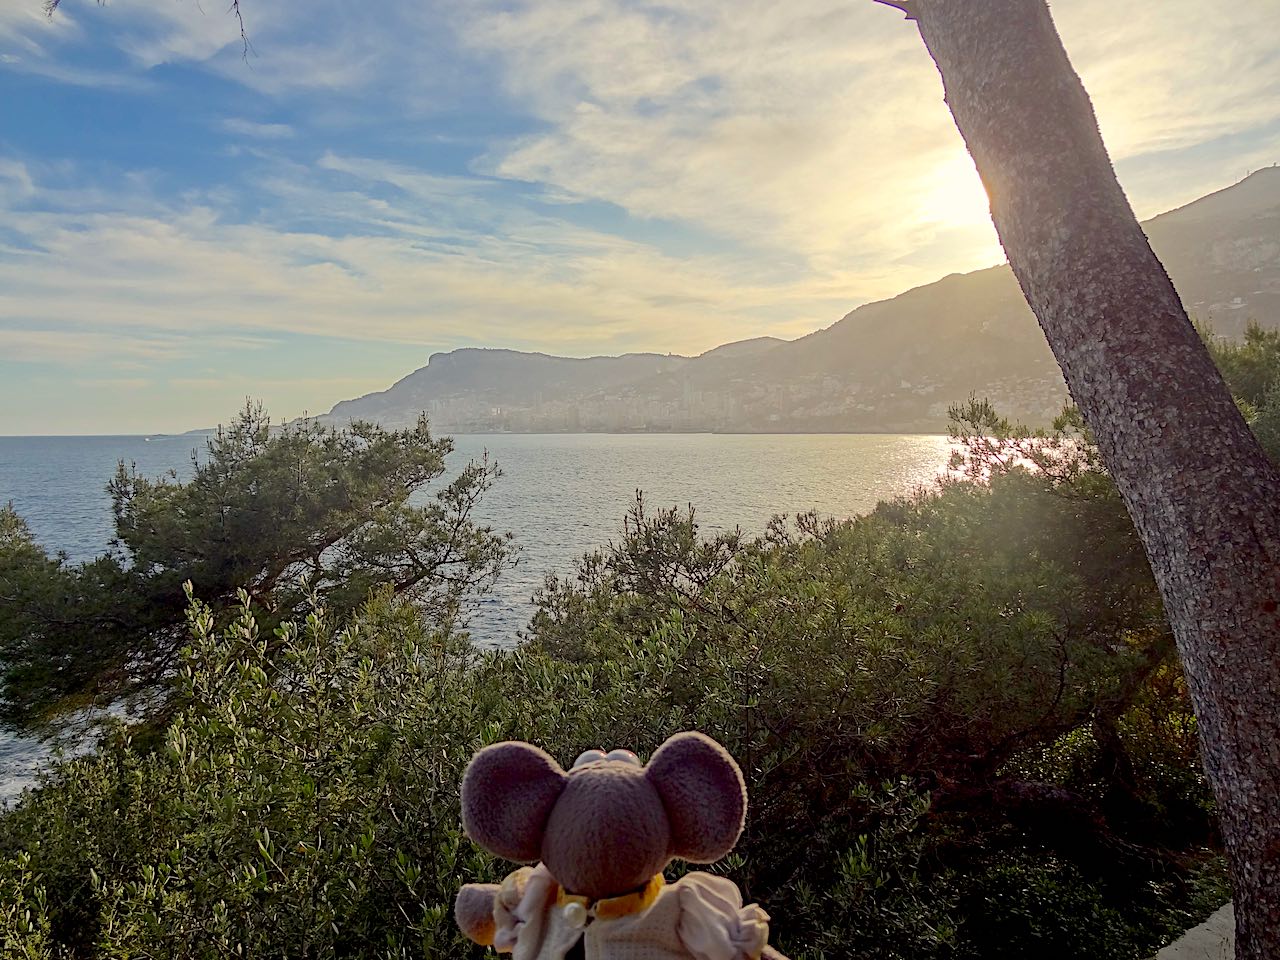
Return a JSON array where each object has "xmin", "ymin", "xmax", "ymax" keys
[{"xmin": 44, "ymin": 0, "xmax": 250, "ymax": 57}]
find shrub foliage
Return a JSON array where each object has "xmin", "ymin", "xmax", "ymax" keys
[{"xmin": 1, "ymin": 469, "xmax": 1225, "ymax": 958}]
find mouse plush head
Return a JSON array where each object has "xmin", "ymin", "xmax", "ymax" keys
[{"xmin": 461, "ymin": 731, "xmax": 747, "ymax": 900}]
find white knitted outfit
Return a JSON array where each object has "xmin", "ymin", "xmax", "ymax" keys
[{"xmin": 493, "ymin": 864, "xmax": 770, "ymax": 960}]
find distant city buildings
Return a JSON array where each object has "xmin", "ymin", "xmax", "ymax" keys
[{"xmin": 409, "ymin": 370, "xmax": 1068, "ymax": 434}]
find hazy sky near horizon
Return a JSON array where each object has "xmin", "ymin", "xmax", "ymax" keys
[{"xmin": 2, "ymin": 0, "xmax": 1278, "ymax": 434}]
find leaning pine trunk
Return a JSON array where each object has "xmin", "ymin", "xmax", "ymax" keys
[{"xmin": 875, "ymin": 1, "xmax": 1280, "ymax": 956}]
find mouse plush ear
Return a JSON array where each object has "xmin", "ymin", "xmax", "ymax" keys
[
  {"xmin": 461, "ymin": 742, "xmax": 568, "ymax": 863},
  {"xmin": 644, "ymin": 732, "xmax": 747, "ymax": 863}
]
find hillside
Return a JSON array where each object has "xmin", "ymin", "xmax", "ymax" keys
[
  {"xmin": 326, "ymin": 167, "xmax": 1280, "ymax": 432},
  {"xmin": 328, "ymin": 350, "xmax": 688, "ymax": 429}
]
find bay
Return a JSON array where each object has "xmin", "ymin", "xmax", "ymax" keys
[{"xmin": 0, "ymin": 431, "xmax": 951, "ymax": 801}]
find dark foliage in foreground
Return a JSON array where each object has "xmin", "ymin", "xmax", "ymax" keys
[{"xmin": 0, "ymin": 461, "xmax": 1226, "ymax": 958}]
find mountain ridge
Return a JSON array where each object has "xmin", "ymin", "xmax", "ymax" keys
[{"xmin": 325, "ymin": 166, "xmax": 1280, "ymax": 433}]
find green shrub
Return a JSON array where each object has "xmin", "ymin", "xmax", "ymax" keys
[
  {"xmin": 1, "ymin": 474, "xmax": 1223, "ymax": 957},
  {"xmin": 0, "ymin": 404, "xmax": 509, "ymax": 731}
]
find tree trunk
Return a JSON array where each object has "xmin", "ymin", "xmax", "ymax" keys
[{"xmin": 876, "ymin": 1, "xmax": 1280, "ymax": 956}]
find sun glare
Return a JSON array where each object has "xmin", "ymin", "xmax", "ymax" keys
[
  {"xmin": 918, "ymin": 152, "xmax": 992, "ymax": 225},
  {"xmin": 915, "ymin": 150, "xmax": 1005, "ymax": 264}
]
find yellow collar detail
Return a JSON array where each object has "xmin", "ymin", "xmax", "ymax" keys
[{"xmin": 556, "ymin": 873, "xmax": 665, "ymax": 921}]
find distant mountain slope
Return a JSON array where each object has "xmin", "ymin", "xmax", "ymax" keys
[
  {"xmin": 1144, "ymin": 166, "xmax": 1280, "ymax": 328},
  {"xmin": 327, "ymin": 349, "xmax": 688, "ymax": 428},
  {"xmin": 695, "ymin": 337, "xmax": 786, "ymax": 361},
  {"xmin": 326, "ymin": 167, "xmax": 1280, "ymax": 433}
]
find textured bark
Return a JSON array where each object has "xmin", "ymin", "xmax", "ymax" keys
[{"xmin": 878, "ymin": 1, "xmax": 1280, "ymax": 956}]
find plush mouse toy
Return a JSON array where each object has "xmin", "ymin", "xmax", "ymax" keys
[{"xmin": 454, "ymin": 731, "xmax": 789, "ymax": 960}]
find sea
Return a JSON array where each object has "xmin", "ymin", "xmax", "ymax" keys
[{"xmin": 0, "ymin": 432, "xmax": 952, "ymax": 802}]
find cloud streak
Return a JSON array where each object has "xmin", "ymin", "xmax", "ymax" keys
[
  {"xmin": 222, "ymin": 118, "xmax": 295, "ymax": 140},
  {"xmin": 0, "ymin": 157, "xmax": 844, "ymax": 372}
]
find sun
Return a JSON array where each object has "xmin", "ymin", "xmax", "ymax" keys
[
  {"xmin": 916, "ymin": 150, "xmax": 1006, "ymax": 264},
  {"xmin": 918, "ymin": 151, "xmax": 994, "ymax": 228}
]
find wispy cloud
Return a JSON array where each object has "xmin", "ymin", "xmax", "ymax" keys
[
  {"xmin": 97, "ymin": 0, "xmax": 252, "ymax": 69},
  {"xmin": 0, "ymin": 158, "xmax": 841, "ymax": 373},
  {"xmin": 0, "ymin": 159, "xmax": 37, "ymax": 202},
  {"xmin": 72, "ymin": 377, "xmax": 152, "ymax": 390},
  {"xmin": 1059, "ymin": 0, "xmax": 1280, "ymax": 157},
  {"xmin": 1050, "ymin": 0, "xmax": 1280, "ymax": 216},
  {"xmin": 0, "ymin": 2, "xmax": 149, "ymax": 88},
  {"xmin": 457, "ymin": 0, "xmax": 985, "ymax": 285},
  {"xmin": 168, "ymin": 373, "xmax": 383, "ymax": 392},
  {"xmin": 0, "ymin": 328, "xmax": 191, "ymax": 365},
  {"xmin": 221, "ymin": 118, "xmax": 294, "ymax": 140},
  {"xmin": 0, "ymin": 4, "xmax": 80, "ymax": 49}
]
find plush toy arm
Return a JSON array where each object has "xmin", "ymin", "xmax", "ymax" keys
[
  {"xmin": 456, "ymin": 883, "xmax": 501, "ymax": 946},
  {"xmin": 675, "ymin": 873, "xmax": 774, "ymax": 960},
  {"xmin": 458, "ymin": 865, "xmax": 558, "ymax": 954}
]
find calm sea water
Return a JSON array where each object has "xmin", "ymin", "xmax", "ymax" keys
[{"xmin": 0, "ymin": 432, "xmax": 951, "ymax": 801}]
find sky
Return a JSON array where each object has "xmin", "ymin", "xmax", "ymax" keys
[{"xmin": 1, "ymin": 0, "xmax": 1278, "ymax": 434}]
